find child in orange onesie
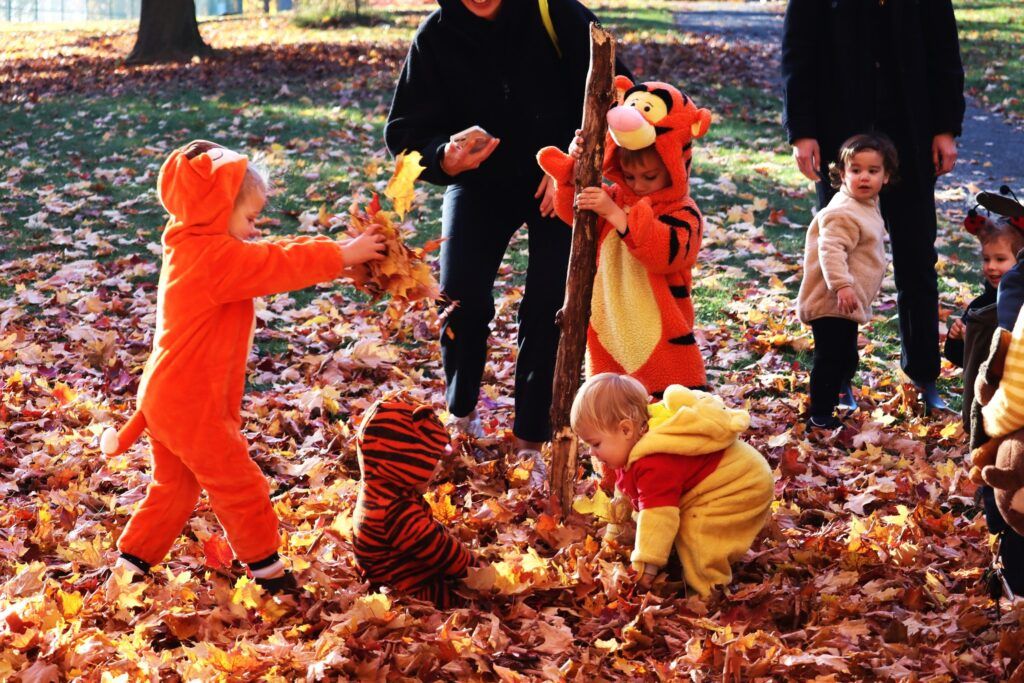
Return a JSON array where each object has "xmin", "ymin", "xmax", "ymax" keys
[
  {"xmin": 101, "ymin": 140, "xmax": 385, "ymax": 592},
  {"xmin": 537, "ymin": 77, "xmax": 713, "ymax": 397}
]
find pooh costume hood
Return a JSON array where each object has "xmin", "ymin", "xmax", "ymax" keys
[
  {"xmin": 103, "ymin": 141, "xmax": 348, "ymax": 568},
  {"xmin": 353, "ymin": 396, "xmax": 472, "ymax": 607},
  {"xmin": 609, "ymin": 385, "xmax": 774, "ymax": 596},
  {"xmin": 537, "ymin": 77, "xmax": 712, "ymax": 395}
]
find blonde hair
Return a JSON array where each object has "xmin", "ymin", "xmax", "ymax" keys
[
  {"xmin": 570, "ymin": 373, "xmax": 650, "ymax": 434},
  {"xmin": 235, "ymin": 162, "xmax": 268, "ymax": 208}
]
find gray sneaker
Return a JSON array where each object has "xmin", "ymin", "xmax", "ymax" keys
[
  {"xmin": 452, "ymin": 413, "xmax": 484, "ymax": 438},
  {"xmin": 519, "ymin": 449, "xmax": 547, "ymax": 491}
]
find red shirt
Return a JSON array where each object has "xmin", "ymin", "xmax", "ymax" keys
[{"xmin": 615, "ymin": 450, "xmax": 725, "ymax": 510}]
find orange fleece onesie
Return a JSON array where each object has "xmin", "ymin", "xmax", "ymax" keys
[
  {"xmin": 537, "ymin": 77, "xmax": 712, "ymax": 395},
  {"xmin": 104, "ymin": 142, "xmax": 347, "ymax": 569}
]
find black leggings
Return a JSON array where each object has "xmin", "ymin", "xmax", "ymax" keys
[
  {"xmin": 809, "ymin": 317, "xmax": 859, "ymax": 418},
  {"xmin": 438, "ymin": 180, "xmax": 571, "ymax": 442}
]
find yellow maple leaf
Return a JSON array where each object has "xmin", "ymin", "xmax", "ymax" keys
[
  {"xmin": 939, "ymin": 422, "xmax": 960, "ymax": 439},
  {"xmin": 424, "ymin": 491, "xmax": 458, "ymax": 524},
  {"xmin": 572, "ymin": 488, "xmax": 612, "ymax": 521},
  {"xmin": 882, "ymin": 504, "xmax": 913, "ymax": 527},
  {"xmin": 231, "ymin": 576, "xmax": 264, "ymax": 609},
  {"xmin": 384, "ymin": 150, "xmax": 425, "ymax": 220},
  {"xmin": 57, "ymin": 589, "xmax": 83, "ymax": 618}
]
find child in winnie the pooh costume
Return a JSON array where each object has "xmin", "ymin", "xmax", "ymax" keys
[
  {"xmin": 570, "ymin": 374, "xmax": 774, "ymax": 596},
  {"xmin": 537, "ymin": 76, "xmax": 712, "ymax": 396},
  {"xmin": 101, "ymin": 140, "xmax": 385, "ymax": 592}
]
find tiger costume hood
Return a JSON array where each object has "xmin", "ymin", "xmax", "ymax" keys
[
  {"xmin": 159, "ymin": 140, "xmax": 249, "ymax": 245},
  {"xmin": 602, "ymin": 76, "xmax": 712, "ymax": 205},
  {"xmin": 356, "ymin": 395, "xmax": 452, "ymax": 490},
  {"xmin": 353, "ymin": 395, "xmax": 470, "ymax": 608}
]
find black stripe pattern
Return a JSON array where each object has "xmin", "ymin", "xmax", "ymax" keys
[
  {"xmin": 660, "ymin": 211, "xmax": 701, "ymax": 263},
  {"xmin": 353, "ymin": 396, "xmax": 471, "ymax": 608}
]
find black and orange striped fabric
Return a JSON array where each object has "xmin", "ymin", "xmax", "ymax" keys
[{"xmin": 352, "ymin": 395, "xmax": 472, "ymax": 608}]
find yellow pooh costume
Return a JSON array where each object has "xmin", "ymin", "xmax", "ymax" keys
[{"xmin": 607, "ymin": 385, "xmax": 775, "ymax": 596}]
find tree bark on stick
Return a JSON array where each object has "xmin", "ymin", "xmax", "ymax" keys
[
  {"xmin": 549, "ymin": 24, "xmax": 615, "ymax": 517},
  {"xmin": 126, "ymin": 0, "xmax": 215, "ymax": 65}
]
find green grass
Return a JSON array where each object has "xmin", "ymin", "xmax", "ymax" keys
[
  {"xmin": 955, "ymin": 0, "xmax": 1024, "ymax": 120},
  {"xmin": 0, "ymin": 3, "xmax": 998, "ymax": 399}
]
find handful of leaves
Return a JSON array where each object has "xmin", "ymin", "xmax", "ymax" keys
[{"xmin": 331, "ymin": 151, "xmax": 443, "ymax": 322}]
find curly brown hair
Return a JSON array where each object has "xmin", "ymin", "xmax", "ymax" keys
[{"xmin": 828, "ymin": 133, "xmax": 900, "ymax": 190}]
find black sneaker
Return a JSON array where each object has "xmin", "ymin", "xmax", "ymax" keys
[{"xmin": 806, "ymin": 415, "xmax": 842, "ymax": 430}]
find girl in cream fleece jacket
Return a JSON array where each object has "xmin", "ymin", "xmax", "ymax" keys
[{"xmin": 797, "ymin": 133, "xmax": 897, "ymax": 429}]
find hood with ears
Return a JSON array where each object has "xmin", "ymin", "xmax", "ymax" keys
[
  {"xmin": 357, "ymin": 394, "xmax": 451, "ymax": 490},
  {"xmin": 603, "ymin": 76, "xmax": 711, "ymax": 205},
  {"xmin": 158, "ymin": 140, "xmax": 248, "ymax": 246},
  {"xmin": 628, "ymin": 385, "xmax": 749, "ymax": 465}
]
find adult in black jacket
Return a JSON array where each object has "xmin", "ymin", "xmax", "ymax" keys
[
  {"xmin": 385, "ymin": 0, "xmax": 631, "ymax": 462},
  {"xmin": 781, "ymin": 0, "xmax": 965, "ymax": 413}
]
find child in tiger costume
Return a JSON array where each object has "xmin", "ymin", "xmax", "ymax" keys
[
  {"xmin": 537, "ymin": 76, "xmax": 712, "ymax": 397},
  {"xmin": 101, "ymin": 140, "xmax": 385, "ymax": 592},
  {"xmin": 353, "ymin": 395, "xmax": 476, "ymax": 608}
]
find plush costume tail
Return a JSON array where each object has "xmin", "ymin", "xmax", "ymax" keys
[{"xmin": 101, "ymin": 411, "xmax": 147, "ymax": 455}]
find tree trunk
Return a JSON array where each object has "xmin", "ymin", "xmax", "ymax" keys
[
  {"xmin": 126, "ymin": 0, "xmax": 215, "ymax": 65},
  {"xmin": 549, "ymin": 24, "xmax": 616, "ymax": 518}
]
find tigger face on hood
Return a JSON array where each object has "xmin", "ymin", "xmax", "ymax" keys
[
  {"xmin": 158, "ymin": 140, "xmax": 249, "ymax": 246},
  {"xmin": 604, "ymin": 77, "xmax": 712, "ymax": 204},
  {"xmin": 357, "ymin": 395, "xmax": 452, "ymax": 490}
]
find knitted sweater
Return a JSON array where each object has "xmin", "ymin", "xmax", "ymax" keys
[{"xmin": 796, "ymin": 188, "xmax": 887, "ymax": 325}]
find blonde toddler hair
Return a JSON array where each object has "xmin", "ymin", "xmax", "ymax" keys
[{"xmin": 570, "ymin": 373, "xmax": 650, "ymax": 434}]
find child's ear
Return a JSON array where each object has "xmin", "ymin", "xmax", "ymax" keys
[{"xmin": 619, "ymin": 419, "xmax": 635, "ymax": 438}]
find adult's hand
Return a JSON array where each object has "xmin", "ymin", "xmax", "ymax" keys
[
  {"xmin": 535, "ymin": 174, "xmax": 556, "ymax": 217},
  {"xmin": 932, "ymin": 133, "xmax": 958, "ymax": 176},
  {"xmin": 440, "ymin": 129, "xmax": 500, "ymax": 176},
  {"xmin": 792, "ymin": 138, "xmax": 822, "ymax": 182}
]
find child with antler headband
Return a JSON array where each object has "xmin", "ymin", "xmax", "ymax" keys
[
  {"xmin": 945, "ymin": 194, "xmax": 1024, "ymax": 426},
  {"xmin": 961, "ymin": 185, "xmax": 1024, "ymax": 600}
]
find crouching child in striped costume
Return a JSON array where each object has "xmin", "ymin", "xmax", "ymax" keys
[
  {"xmin": 353, "ymin": 394, "xmax": 477, "ymax": 608},
  {"xmin": 571, "ymin": 374, "xmax": 774, "ymax": 596}
]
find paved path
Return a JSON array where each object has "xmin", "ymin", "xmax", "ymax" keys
[{"xmin": 674, "ymin": 2, "xmax": 1023, "ymax": 197}]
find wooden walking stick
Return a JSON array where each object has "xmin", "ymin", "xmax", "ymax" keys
[{"xmin": 548, "ymin": 24, "xmax": 615, "ymax": 517}]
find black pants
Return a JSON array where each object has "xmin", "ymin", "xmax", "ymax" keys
[
  {"xmin": 809, "ymin": 317, "xmax": 859, "ymax": 418},
  {"xmin": 982, "ymin": 486, "xmax": 1024, "ymax": 594},
  {"xmin": 817, "ymin": 136, "xmax": 940, "ymax": 386},
  {"xmin": 439, "ymin": 180, "xmax": 571, "ymax": 443}
]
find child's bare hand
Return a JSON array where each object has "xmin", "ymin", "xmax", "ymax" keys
[
  {"xmin": 568, "ymin": 129, "xmax": 584, "ymax": 160},
  {"xmin": 576, "ymin": 186, "xmax": 617, "ymax": 218},
  {"xmin": 342, "ymin": 225, "xmax": 386, "ymax": 265},
  {"xmin": 835, "ymin": 286, "xmax": 858, "ymax": 315},
  {"xmin": 948, "ymin": 318, "xmax": 965, "ymax": 341}
]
